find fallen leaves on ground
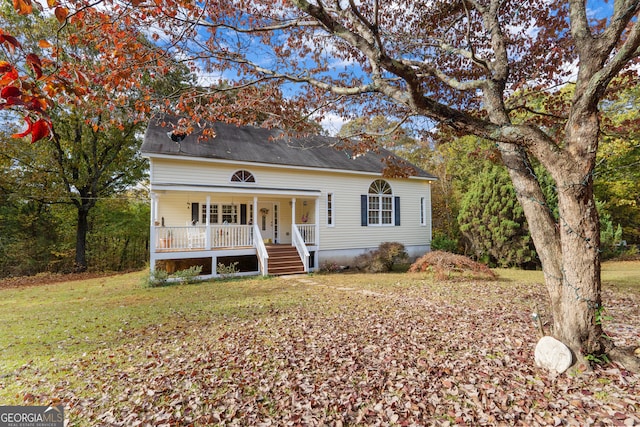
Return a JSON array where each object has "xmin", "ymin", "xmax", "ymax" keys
[
  {"xmin": 6, "ymin": 277, "xmax": 640, "ymax": 426},
  {"xmin": 409, "ymin": 251, "xmax": 497, "ymax": 280},
  {"xmin": 0, "ymin": 272, "xmax": 125, "ymax": 290}
]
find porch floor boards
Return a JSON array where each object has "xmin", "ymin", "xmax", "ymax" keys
[{"xmin": 155, "ymin": 246, "xmax": 253, "ymax": 253}]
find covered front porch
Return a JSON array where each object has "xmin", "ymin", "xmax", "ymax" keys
[
  {"xmin": 153, "ymin": 223, "xmax": 317, "ymax": 251},
  {"xmin": 149, "ymin": 188, "xmax": 320, "ymax": 277}
]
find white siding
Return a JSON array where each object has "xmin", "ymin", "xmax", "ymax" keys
[
  {"xmin": 150, "ymin": 157, "xmax": 432, "ymax": 252},
  {"xmin": 317, "ymin": 175, "xmax": 432, "ymax": 251}
]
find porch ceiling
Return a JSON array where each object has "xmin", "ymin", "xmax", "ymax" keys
[{"xmin": 151, "ymin": 183, "xmax": 321, "ymax": 197}]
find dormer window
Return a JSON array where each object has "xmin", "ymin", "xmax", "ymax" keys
[
  {"xmin": 231, "ymin": 170, "xmax": 255, "ymax": 183},
  {"xmin": 166, "ymin": 130, "xmax": 186, "ymax": 142}
]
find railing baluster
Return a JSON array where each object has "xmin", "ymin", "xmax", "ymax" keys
[{"xmin": 155, "ymin": 225, "xmax": 254, "ymax": 251}]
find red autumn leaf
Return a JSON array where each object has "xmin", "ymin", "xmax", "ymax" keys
[
  {"xmin": 26, "ymin": 53, "xmax": 43, "ymax": 79},
  {"xmin": 12, "ymin": 0, "xmax": 32, "ymax": 15},
  {"xmin": 29, "ymin": 97, "xmax": 48, "ymax": 112},
  {"xmin": 12, "ymin": 116, "xmax": 33, "ymax": 138},
  {"xmin": 54, "ymin": 6, "xmax": 69, "ymax": 23},
  {"xmin": 0, "ymin": 97, "xmax": 26, "ymax": 109},
  {"xmin": 75, "ymin": 70, "xmax": 89, "ymax": 86},
  {"xmin": 0, "ymin": 61, "xmax": 13, "ymax": 73},
  {"xmin": 0, "ymin": 33, "xmax": 22, "ymax": 52},
  {"xmin": 11, "ymin": 116, "xmax": 50, "ymax": 142},
  {"xmin": 1, "ymin": 85, "xmax": 21, "ymax": 99},
  {"xmin": 0, "ymin": 67, "xmax": 19, "ymax": 86},
  {"xmin": 30, "ymin": 118, "xmax": 50, "ymax": 142},
  {"xmin": 19, "ymin": 97, "xmax": 45, "ymax": 113}
]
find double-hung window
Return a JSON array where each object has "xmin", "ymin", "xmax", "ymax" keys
[
  {"xmin": 201, "ymin": 204, "xmax": 218, "ymax": 224},
  {"xmin": 367, "ymin": 180, "xmax": 394, "ymax": 226},
  {"xmin": 221, "ymin": 204, "xmax": 238, "ymax": 224},
  {"xmin": 327, "ymin": 192, "xmax": 334, "ymax": 226}
]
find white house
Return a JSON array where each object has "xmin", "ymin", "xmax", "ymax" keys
[{"xmin": 141, "ymin": 116, "xmax": 436, "ymax": 278}]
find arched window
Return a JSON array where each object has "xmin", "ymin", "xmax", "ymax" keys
[
  {"xmin": 367, "ymin": 179, "xmax": 393, "ymax": 225},
  {"xmin": 231, "ymin": 170, "xmax": 255, "ymax": 183}
]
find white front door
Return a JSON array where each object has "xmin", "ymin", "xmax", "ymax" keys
[{"xmin": 258, "ymin": 202, "xmax": 278, "ymax": 243}]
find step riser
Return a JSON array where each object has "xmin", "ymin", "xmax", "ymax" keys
[
  {"xmin": 266, "ymin": 246, "xmax": 305, "ymax": 275},
  {"xmin": 270, "ymin": 258, "xmax": 303, "ymax": 263},
  {"xmin": 270, "ymin": 269, "xmax": 305, "ymax": 275}
]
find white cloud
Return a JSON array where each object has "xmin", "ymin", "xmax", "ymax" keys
[{"xmin": 319, "ymin": 112, "xmax": 348, "ymax": 136}]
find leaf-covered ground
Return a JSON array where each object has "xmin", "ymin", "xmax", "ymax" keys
[{"xmin": 2, "ymin": 271, "xmax": 639, "ymax": 426}]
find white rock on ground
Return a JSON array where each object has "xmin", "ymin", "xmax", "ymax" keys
[{"xmin": 534, "ymin": 336, "xmax": 573, "ymax": 374}]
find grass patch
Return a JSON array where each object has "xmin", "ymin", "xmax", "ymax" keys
[
  {"xmin": 493, "ymin": 268, "xmax": 545, "ymax": 285},
  {"xmin": 601, "ymin": 261, "xmax": 640, "ymax": 292},
  {"xmin": 0, "ymin": 271, "xmax": 304, "ymax": 376},
  {"xmin": 494, "ymin": 260, "xmax": 640, "ymax": 292}
]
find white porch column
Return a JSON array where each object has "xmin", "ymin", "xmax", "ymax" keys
[
  {"xmin": 315, "ymin": 197, "xmax": 320, "ymax": 246},
  {"xmin": 291, "ymin": 198, "xmax": 297, "ymax": 225},
  {"xmin": 253, "ymin": 196, "xmax": 259, "ymax": 226},
  {"xmin": 205, "ymin": 195, "xmax": 211, "ymax": 249},
  {"xmin": 151, "ymin": 192, "xmax": 158, "ymax": 224},
  {"xmin": 149, "ymin": 192, "xmax": 158, "ymax": 270}
]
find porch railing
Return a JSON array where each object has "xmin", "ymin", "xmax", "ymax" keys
[
  {"xmin": 253, "ymin": 223, "xmax": 269, "ymax": 276},
  {"xmin": 292, "ymin": 224, "xmax": 310, "ymax": 272},
  {"xmin": 296, "ymin": 224, "xmax": 316, "ymax": 245},
  {"xmin": 154, "ymin": 225, "xmax": 253, "ymax": 250},
  {"xmin": 155, "ymin": 226, "xmax": 206, "ymax": 250},
  {"xmin": 212, "ymin": 224, "xmax": 253, "ymax": 248}
]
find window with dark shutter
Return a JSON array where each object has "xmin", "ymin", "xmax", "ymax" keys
[
  {"xmin": 191, "ymin": 202, "xmax": 199, "ymax": 224},
  {"xmin": 240, "ymin": 204, "xmax": 247, "ymax": 224},
  {"xmin": 366, "ymin": 180, "xmax": 395, "ymax": 226}
]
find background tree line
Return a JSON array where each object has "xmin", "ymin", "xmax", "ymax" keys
[
  {"xmin": 0, "ymin": 190, "xmax": 150, "ymax": 277},
  {"xmin": 0, "ymin": 6, "xmax": 192, "ymax": 277}
]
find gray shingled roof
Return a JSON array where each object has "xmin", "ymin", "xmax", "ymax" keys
[{"xmin": 141, "ymin": 116, "xmax": 436, "ymax": 179}]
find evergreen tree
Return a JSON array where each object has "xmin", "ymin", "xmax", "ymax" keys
[{"xmin": 458, "ymin": 164, "xmax": 537, "ymax": 268}]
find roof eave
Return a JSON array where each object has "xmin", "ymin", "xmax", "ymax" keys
[{"xmin": 142, "ymin": 151, "xmax": 437, "ymax": 181}]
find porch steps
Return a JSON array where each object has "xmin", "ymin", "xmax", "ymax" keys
[{"xmin": 266, "ymin": 245, "xmax": 305, "ymax": 275}]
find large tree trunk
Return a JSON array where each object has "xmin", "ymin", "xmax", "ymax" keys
[
  {"xmin": 551, "ymin": 109, "xmax": 605, "ymax": 360},
  {"xmin": 554, "ymin": 175, "xmax": 605, "ymax": 359},
  {"xmin": 507, "ymin": 162, "xmax": 607, "ymax": 367},
  {"xmin": 496, "ymin": 143, "xmax": 560, "ymax": 320},
  {"xmin": 497, "ymin": 137, "xmax": 606, "ymax": 367}
]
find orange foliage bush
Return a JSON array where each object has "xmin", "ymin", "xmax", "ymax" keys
[{"xmin": 409, "ymin": 251, "xmax": 497, "ymax": 280}]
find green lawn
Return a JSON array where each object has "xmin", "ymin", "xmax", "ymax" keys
[
  {"xmin": 495, "ymin": 260, "xmax": 640, "ymax": 289},
  {"xmin": 0, "ymin": 273, "xmax": 305, "ymax": 373},
  {"xmin": 0, "ymin": 262, "xmax": 638, "ymax": 425}
]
